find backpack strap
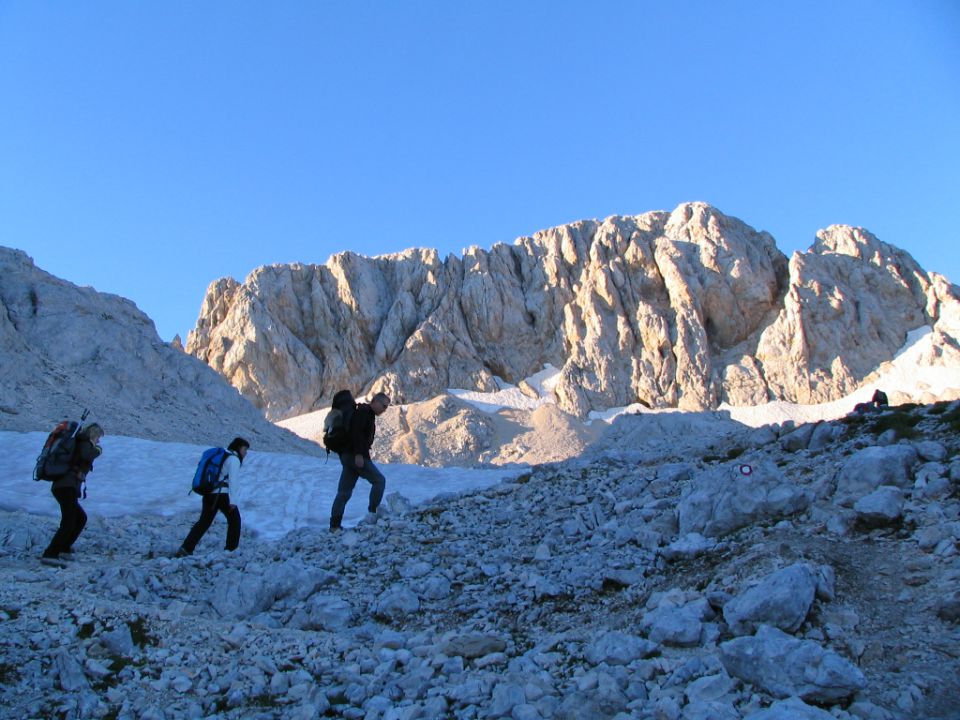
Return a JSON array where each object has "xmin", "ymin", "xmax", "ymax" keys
[{"xmin": 217, "ymin": 451, "xmax": 238, "ymax": 493}]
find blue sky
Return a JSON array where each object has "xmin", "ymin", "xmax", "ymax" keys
[{"xmin": 1, "ymin": 1, "xmax": 958, "ymax": 343}]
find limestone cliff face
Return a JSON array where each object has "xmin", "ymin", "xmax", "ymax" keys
[
  {"xmin": 186, "ymin": 203, "xmax": 960, "ymax": 419},
  {"xmin": 0, "ymin": 247, "xmax": 322, "ymax": 453}
]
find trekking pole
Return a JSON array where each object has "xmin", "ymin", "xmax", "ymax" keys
[{"xmin": 72, "ymin": 408, "xmax": 90, "ymax": 438}]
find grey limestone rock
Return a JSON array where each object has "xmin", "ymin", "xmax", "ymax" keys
[
  {"xmin": 723, "ymin": 563, "xmax": 818, "ymax": 635},
  {"xmin": 683, "ymin": 672, "xmax": 736, "ymax": 705},
  {"xmin": 914, "ymin": 440, "xmax": 947, "ymax": 462},
  {"xmin": 641, "ymin": 599, "xmax": 711, "ymax": 647},
  {"xmin": 936, "ymin": 591, "xmax": 960, "ymax": 623},
  {"xmin": 742, "ymin": 696, "xmax": 836, "ymax": 719},
  {"xmin": 720, "ymin": 625, "xmax": 866, "ymax": 704},
  {"xmin": 101, "ymin": 623, "xmax": 136, "ymax": 657},
  {"xmin": 662, "ymin": 532, "xmax": 717, "ymax": 561},
  {"xmin": 374, "ymin": 585, "xmax": 421, "ymax": 621},
  {"xmin": 53, "ymin": 647, "xmax": 90, "ymax": 692},
  {"xmin": 183, "ymin": 205, "xmax": 960, "ymax": 423},
  {"xmin": 808, "ymin": 421, "xmax": 842, "ymax": 451},
  {"xmin": 835, "ymin": 445, "xmax": 918, "ymax": 506},
  {"xmin": 0, "ymin": 247, "xmax": 321, "ymax": 454},
  {"xmin": 441, "ymin": 633, "xmax": 507, "ymax": 659},
  {"xmin": 677, "ymin": 461, "xmax": 812, "ymax": 537},
  {"xmin": 583, "ymin": 631, "xmax": 658, "ymax": 665},
  {"xmin": 209, "ymin": 560, "xmax": 328, "ymax": 620},
  {"xmin": 292, "ymin": 594, "xmax": 353, "ymax": 631},
  {"xmin": 780, "ymin": 423, "xmax": 816, "ymax": 452},
  {"xmin": 853, "ymin": 486, "xmax": 905, "ymax": 528}
]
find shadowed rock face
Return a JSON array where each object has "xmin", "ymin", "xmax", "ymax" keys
[
  {"xmin": 186, "ymin": 202, "xmax": 960, "ymax": 420},
  {"xmin": 0, "ymin": 247, "xmax": 322, "ymax": 454}
]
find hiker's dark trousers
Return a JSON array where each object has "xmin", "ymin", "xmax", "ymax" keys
[
  {"xmin": 44, "ymin": 486, "xmax": 87, "ymax": 558},
  {"xmin": 330, "ymin": 454, "xmax": 385, "ymax": 529},
  {"xmin": 182, "ymin": 493, "xmax": 241, "ymax": 552}
]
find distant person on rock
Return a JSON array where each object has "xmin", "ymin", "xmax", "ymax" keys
[
  {"xmin": 872, "ymin": 389, "xmax": 889, "ymax": 407},
  {"xmin": 42, "ymin": 423, "xmax": 104, "ymax": 567},
  {"xmin": 177, "ymin": 437, "xmax": 248, "ymax": 556},
  {"xmin": 330, "ymin": 392, "xmax": 391, "ymax": 531}
]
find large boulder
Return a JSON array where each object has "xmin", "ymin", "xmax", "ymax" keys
[
  {"xmin": 677, "ymin": 461, "xmax": 813, "ymax": 537},
  {"xmin": 723, "ymin": 563, "xmax": 818, "ymax": 635},
  {"xmin": 720, "ymin": 625, "xmax": 866, "ymax": 704},
  {"xmin": 640, "ymin": 599, "xmax": 712, "ymax": 647},
  {"xmin": 834, "ymin": 445, "xmax": 918, "ymax": 506},
  {"xmin": 853, "ymin": 486, "xmax": 905, "ymax": 528},
  {"xmin": 209, "ymin": 561, "xmax": 330, "ymax": 620}
]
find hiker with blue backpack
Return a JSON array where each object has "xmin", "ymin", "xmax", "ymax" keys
[
  {"xmin": 41, "ymin": 423, "xmax": 104, "ymax": 567},
  {"xmin": 176, "ymin": 437, "xmax": 249, "ymax": 557},
  {"xmin": 329, "ymin": 392, "xmax": 391, "ymax": 531}
]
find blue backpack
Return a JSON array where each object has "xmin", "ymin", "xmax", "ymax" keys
[{"xmin": 191, "ymin": 447, "xmax": 230, "ymax": 495}]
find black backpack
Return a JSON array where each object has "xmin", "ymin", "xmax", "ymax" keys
[
  {"xmin": 323, "ymin": 390, "xmax": 356, "ymax": 455},
  {"xmin": 34, "ymin": 417, "xmax": 85, "ymax": 481}
]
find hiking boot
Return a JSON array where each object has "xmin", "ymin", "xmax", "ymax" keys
[
  {"xmin": 41, "ymin": 556, "xmax": 67, "ymax": 569},
  {"xmin": 174, "ymin": 547, "xmax": 191, "ymax": 558},
  {"xmin": 59, "ymin": 551, "xmax": 78, "ymax": 562},
  {"xmin": 362, "ymin": 511, "xmax": 378, "ymax": 525}
]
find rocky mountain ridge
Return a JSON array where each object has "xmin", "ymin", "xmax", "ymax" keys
[
  {"xmin": 1, "ymin": 401, "xmax": 958, "ymax": 719},
  {"xmin": 186, "ymin": 202, "xmax": 960, "ymax": 421},
  {"xmin": 0, "ymin": 247, "xmax": 321, "ymax": 454}
]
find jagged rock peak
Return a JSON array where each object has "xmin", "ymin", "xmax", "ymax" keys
[{"xmin": 186, "ymin": 203, "xmax": 960, "ymax": 420}]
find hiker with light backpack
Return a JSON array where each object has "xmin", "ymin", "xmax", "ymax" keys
[
  {"xmin": 176, "ymin": 437, "xmax": 249, "ymax": 557},
  {"xmin": 39, "ymin": 421, "xmax": 104, "ymax": 567},
  {"xmin": 327, "ymin": 391, "xmax": 391, "ymax": 531}
]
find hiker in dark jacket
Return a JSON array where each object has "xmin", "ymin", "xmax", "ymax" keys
[
  {"xmin": 330, "ymin": 392, "xmax": 390, "ymax": 530},
  {"xmin": 177, "ymin": 437, "xmax": 248, "ymax": 556},
  {"xmin": 42, "ymin": 423, "xmax": 104, "ymax": 566}
]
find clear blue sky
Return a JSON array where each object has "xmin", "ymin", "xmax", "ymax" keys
[{"xmin": 2, "ymin": 1, "xmax": 958, "ymax": 342}]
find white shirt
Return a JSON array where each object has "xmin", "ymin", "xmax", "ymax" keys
[{"xmin": 219, "ymin": 453, "xmax": 242, "ymax": 497}]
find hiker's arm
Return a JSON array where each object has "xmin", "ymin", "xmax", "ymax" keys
[
  {"xmin": 77, "ymin": 441, "xmax": 102, "ymax": 464},
  {"xmin": 349, "ymin": 406, "xmax": 372, "ymax": 456}
]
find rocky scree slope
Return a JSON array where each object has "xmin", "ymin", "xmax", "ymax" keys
[
  {"xmin": 0, "ymin": 247, "xmax": 321, "ymax": 455},
  {"xmin": 187, "ymin": 202, "xmax": 960, "ymax": 421},
  {"xmin": 1, "ymin": 402, "xmax": 959, "ymax": 719}
]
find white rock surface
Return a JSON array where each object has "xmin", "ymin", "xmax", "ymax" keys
[{"xmin": 186, "ymin": 204, "xmax": 960, "ymax": 420}]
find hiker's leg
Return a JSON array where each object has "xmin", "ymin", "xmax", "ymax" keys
[
  {"xmin": 44, "ymin": 486, "xmax": 79, "ymax": 558},
  {"xmin": 182, "ymin": 495, "xmax": 218, "ymax": 553},
  {"xmin": 330, "ymin": 455, "xmax": 360, "ymax": 529},
  {"xmin": 64, "ymin": 501, "xmax": 87, "ymax": 552},
  {"xmin": 358, "ymin": 460, "xmax": 386, "ymax": 513},
  {"xmin": 219, "ymin": 494, "xmax": 241, "ymax": 551}
]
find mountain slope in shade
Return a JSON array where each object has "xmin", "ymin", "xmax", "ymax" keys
[{"xmin": 0, "ymin": 246, "xmax": 322, "ymax": 454}]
